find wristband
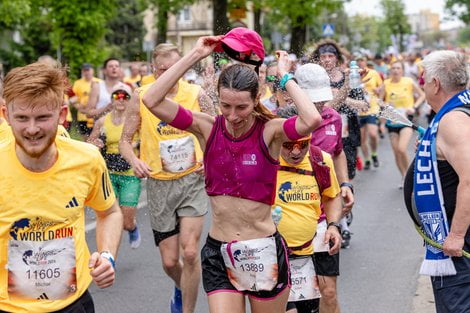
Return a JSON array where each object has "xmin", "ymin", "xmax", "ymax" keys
[
  {"xmin": 100, "ymin": 251, "xmax": 115, "ymax": 269},
  {"xmin": 169, "ymin": 105, "xmax": 193, "ymax": 130},
  {"xmin": 327, "ymin": 221, "xmax": 341, "ymax": 232},
  {"xmin": 340, "ymin": 182, "xmax": 354, "ymax": 194},
  {"xmin": 279, "ymin": 73, "xmax": 296, "ymax": 91},
  {"xmin": 283, "ymin": 116, "xmax": 304, "ymax": 141}
]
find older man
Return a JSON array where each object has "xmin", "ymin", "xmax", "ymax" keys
[{"xmin": 404, "ymin": 50, "xmax": 470, "ymax": 313}]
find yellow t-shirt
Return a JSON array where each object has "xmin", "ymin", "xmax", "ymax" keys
[
  {"xmin": 140, "ymin": 74, "xmax": 155, "ymax": 86},
  {"xmin": 0, "ymin": 120, "xmax": 13, "ymax": 144},
  {"xmin": 124, "ymin": 75, "xmax": 141, "ymax": 86},
  {"xmin": 138, "ymin": 80, "xmax": 203, "ymax": 180},
  {"xmin": 0, "ymin": 137, "xmax": 115, "ymax": 313},
  {"xmin": 360, "ymin": 69, "xmax": 383, "ymax": 116},
  {"xmin": 260, "ymin": 86, "xmax": 273, "ymax": 102},
  {"xmin": 275, "ymin": 151, "xmax": 340, "ymax": 255},
  {"xmin": 72, "ymin": 77, "xmax": 101, "ymax": 126},
  {"xmin": 102, "ymin": 113, "xmax": 138, "ymax": 176},
  {"xmin": 57, "ymin": 125, "xmax": 70, "ymax": 138},
  {"xmin": 384, "ymin": 77, "xmax": 415, "ymax": 109}
]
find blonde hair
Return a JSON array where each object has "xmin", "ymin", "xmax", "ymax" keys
[
  {"xmin": 3, "ymin": 62, "xmax": 67, "ymax": 109},
  {"xmin": 152, "ymin": 43, "xmax": 181, "ymax": 62}
]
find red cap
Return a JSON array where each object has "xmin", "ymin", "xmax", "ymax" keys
[{"xmin": 215, "ymin": 27, "xmax": 265, "ymax": 66}]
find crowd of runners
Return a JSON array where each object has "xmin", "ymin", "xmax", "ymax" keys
[{"xmin": 0, "ymin": 27, "xmax": 469, "ymax": 313}]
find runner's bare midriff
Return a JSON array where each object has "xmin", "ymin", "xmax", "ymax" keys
[{"xmin": 209, "ymin": 195, "xmax": 276, "ymax": 242}]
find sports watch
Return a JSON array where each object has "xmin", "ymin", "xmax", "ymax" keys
[
  {"xmin": 100, "ymin": 251, "xmax": 116, "ymax": 269},
  {"xmin": 327, "ymin": 221, "xmax": 341, "ymax": 232}
]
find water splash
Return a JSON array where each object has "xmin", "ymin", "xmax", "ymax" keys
[{"xmin": 377, "ymin": 104, "xmax": 413, "ymax": 127}]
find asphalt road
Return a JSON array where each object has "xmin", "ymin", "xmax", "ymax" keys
[{"xmin": 85, "ymin": 134, "xmax": 425, "ymax": 313}]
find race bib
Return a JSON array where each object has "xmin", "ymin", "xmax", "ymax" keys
[
  {"xmin": 312, "ymin": 220, "xmax": 329, "ymax": 253},
  {"xmin": 159, "ymin": 136, "xmax": 196, "ymax": 173},
  {"xmin": 8, "ymin": 237, "xmax": 77, "ymax": 300},
  {"xmin": 220, "ymin": 237, "xmax": 278, "ymax": 292},
  {"xmin": 288, "ymin": 256, "xmax": 321, "ymax": 302},
  {"xmin": 340, "ymin": 114, "xmax": 349, "ymax": 138}
]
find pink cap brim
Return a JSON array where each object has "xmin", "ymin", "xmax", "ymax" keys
[{"xmin": 215, "ymin": 37, "xmax": 251, "ymax": 54}]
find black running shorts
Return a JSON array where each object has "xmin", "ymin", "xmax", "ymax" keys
[{"xmin": 201, "ymin": 232, "xmax": 291, "ymax": 300}]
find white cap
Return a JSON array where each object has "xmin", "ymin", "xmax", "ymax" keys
[
  {"xmin": 295, "ymin": 63, "xmax": 333, "ymax": 103},
  {"xmin": 111, "ymin": 82, "xmax": 132, "ymax": 96}
]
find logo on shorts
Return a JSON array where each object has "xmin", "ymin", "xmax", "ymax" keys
[{"xmin": 242, "ymin": 154, "xmax": 257, "ymax": 166}]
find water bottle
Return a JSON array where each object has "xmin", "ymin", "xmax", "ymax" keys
[
  {"xmin": 349, "ymin": 60, "xmax": 362, "ymax": 89},
  {"xmin": 272, "ymin": 206, "xmax": 282, "ymax": 226}
]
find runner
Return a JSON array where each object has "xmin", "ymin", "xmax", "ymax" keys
[
  {"xmin": 88, "ymin": 83, "xmax": 142, "ymax": 249},
  {"xmin": 0, "ymin": 62, "xmax": 122, "ymax": 313},
  {"xmin": 87, "ymin": 58, "xmax": 122, "ymax": 119},
  {"xmin": 70, "ymin": 63, "xmax": 100, "ymax": 140},
  {"xmin": 378, "ymin": 61, "xmax": 425, "ymax": 188},
  {"xmin": 295, "ymin": 62, "xmax": 352, "ymax": 313},
  {"xmin": 356, "ymin": 56, "xmax": 383, "ymax": 169},
  {"xmin": 275, "ymin": 105, "xmax": 342, "ymax": 313},
  {"xmin": 311, "ymin": 39, "xmax": 366, "ymax": 251},
  {"xmin": 119, "ymin": 43, "xmax": 215, "ymax": 313},
  {"xmin": 141, "ymin": 34, "xmax": 321, "ymax": 313}
]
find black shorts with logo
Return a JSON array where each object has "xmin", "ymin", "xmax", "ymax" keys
[{"xmin": 201, "ymin": 232, "xmax": 291, "ymax": 299}]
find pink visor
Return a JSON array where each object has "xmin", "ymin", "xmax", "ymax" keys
[{"xmin": 215, "ymin": 27, "xmax": 265, "ymax": 66}]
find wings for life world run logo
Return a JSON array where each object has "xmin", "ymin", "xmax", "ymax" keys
[
  {"xmin": 156, "ymin": 121, "xmax": 183, "ymax": 136},
  {"xmin": 9, "ymin": 217, "xmax": 73, "ymax": 242},
  {"xmin": 278, "ymin": 181, "xmax": 320, "ymax": 203}
]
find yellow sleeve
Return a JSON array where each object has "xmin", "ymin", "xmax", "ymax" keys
[
  {"xmin": 85, "ymin": 152, "xmax": 116, "ymax": 211},
  {"xmin": 321, "ymin": 152, "xmax": 340, "ymax": 199}
]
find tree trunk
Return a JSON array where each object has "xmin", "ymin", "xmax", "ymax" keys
[
  {"xmin": 254, "ymin": 7, "xmax": 261, "ymax": 35},
  {"xmin": 213, "ymin": 0, "xmax": 230, "ymax": 35},
  {"xmin": 290, "ymin": 16, "xmax": 307, "ymax": 57},
  {"xmin": 156, "ymin": 5, "xmax": 168, "ymax": 44}
]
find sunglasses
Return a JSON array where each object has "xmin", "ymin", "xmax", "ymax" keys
[
  {"xmin": 282, "ymin": 139, "xmax": 310, "ymax": 150},
  {"xmin": 111, "ymin": 91, "xmax": 131, "ymax": 101},
  {"xmin": 266, "ymin": 75, "xmax": 277, "ymax": 82}
]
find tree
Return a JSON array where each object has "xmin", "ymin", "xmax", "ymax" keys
[
  {"xmin": 212, "ymin": 0, "xmax": 230, "ymax": 35},
  {"xmin": 445, "ymin": 0, "xmax": 470, "ymax": 24},
  {"xmin": 267, "ymin": 0, "xmax": 344, "ymax": 56},
  {"xmin": 379, "ymin": 0, "xmax": 411, "ymax": 52},
  {"xmin": 105, "ymin": 0, "xmax": 146, "ymax": 61},
  {"xmin": 457, "ymin": 26, "xmax": 470, "ymax": 44}
]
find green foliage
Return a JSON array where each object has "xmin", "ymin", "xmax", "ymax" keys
[
  {"xmin": 0, "ymin": 0, "xmax": 117, "ymax": 78},
  {"xmin": 457, "ymin": 27, "xmax": 470, "ymax": 44},
  {"xmin": 47, "ymin": 0, "xmax": 117, "ymax": 79},
  {"xmin": 105, "ymin": 0, "xmax": 146, "ymax": 61},
  {"xmin": 0, "ymin": 0, "xmax": 31, "ymax": 28},
  {"xmin": 445, "ymin": 0, "xmax": 470, "ymax": 24},
  {"xmin": 347, "ymin": 14, "xmax": 391, "ymax": 54},
  {"xmin": 379, "ymin": 0, "xmax": 411, "ymax": 52}
]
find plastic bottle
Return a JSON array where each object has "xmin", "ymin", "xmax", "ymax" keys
[
  {"xmin": 272, "ymin": 206, "xmax": 282, "ymax": 226},
  {"xmin": 349, "ymin": 60, "xmax": 362, "ymax": 89}
]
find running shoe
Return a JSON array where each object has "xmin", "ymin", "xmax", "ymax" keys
[
  {"xmin": 372, "ymin": 155, "xmax": 379, "ymax": 168},
  {"xmin": 364, "ymin": 160, "xmax": 371, "ymax": 170},
  {"xmin": 341, "ymin": 230, "xmax": 351, "ymax": 249},
  {"xmin": 356, "ymin": 156, "xmax": 363, "ymax": 171},
  {"xmin": 128, "ymin": 226, "xmax": 141, "ymax": 249},
  {"xmin": 170, "ymin": 286, "xmax": 182, "ymax": 313}
]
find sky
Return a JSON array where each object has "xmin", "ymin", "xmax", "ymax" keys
[{"xmin": 343, "ymin": 0, "xmax": 465, "ymax": 30}]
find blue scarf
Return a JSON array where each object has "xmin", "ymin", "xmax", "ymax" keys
[{"xmin": 414, "ymin": 89, "xmax": 470, "ymax": 276}]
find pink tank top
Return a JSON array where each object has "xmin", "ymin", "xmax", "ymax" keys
[{"xmin": 204, "ymin": 116, "xmax": 279, "ymax": 205}]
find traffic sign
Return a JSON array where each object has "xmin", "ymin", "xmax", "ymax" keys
[{"xmin": 322, "ymin": 24, "xmax": 335, "ymax": 37}]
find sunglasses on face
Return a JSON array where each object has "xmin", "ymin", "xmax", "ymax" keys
[
  {"xmin": 282, "ymin": 139, "xmax": 310, "ymax": 150},
  {"xmin": 111, "ymin": 91, "xmax": 131, "ymax": 101}
]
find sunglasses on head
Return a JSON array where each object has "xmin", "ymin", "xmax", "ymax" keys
[
  {"xmin": 111, "ymin": 91, "xmax": 131, "ymax": 101},
  {"xmin": 282, "ymin": 139, "xmax": 310, "ymax": 150}
]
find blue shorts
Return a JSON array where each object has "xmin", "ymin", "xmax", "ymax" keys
[
  {"xmin": 431, "ymin": 270, "xmax": 470, "ymax": 313},
  {"xmin": 359, "ymin": 115, "xmax": 378, "ymax": 127}
]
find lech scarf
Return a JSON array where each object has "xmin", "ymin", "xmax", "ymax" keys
[{"xmin": 414, "ymin": 89, "xmax": 470, "ymax": 276}]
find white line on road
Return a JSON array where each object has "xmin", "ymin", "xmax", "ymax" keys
[{"xmin": 85, "ymin": 200, "xmax": 148, "ymax": 232}]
